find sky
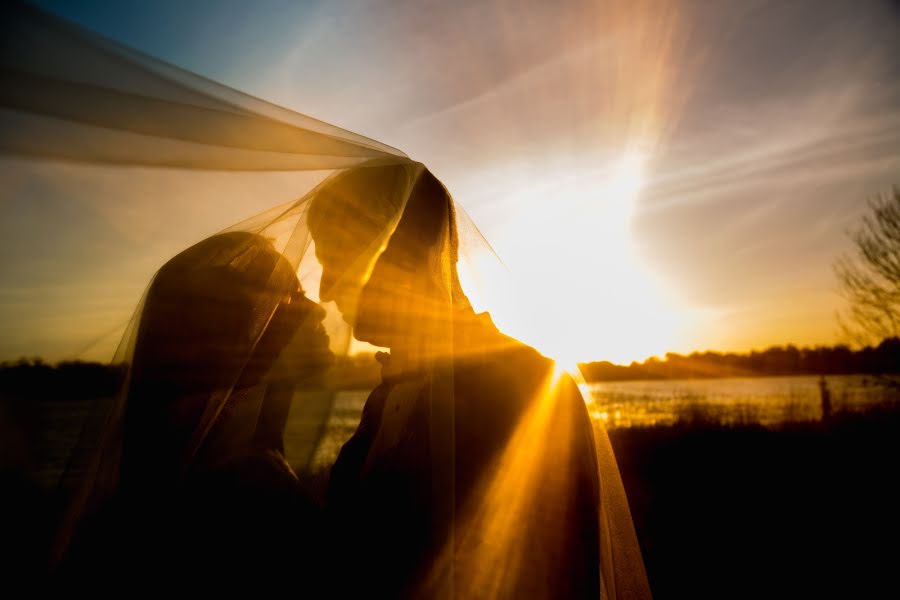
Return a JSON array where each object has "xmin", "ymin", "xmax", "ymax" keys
[{"xmin": 3, "ymin": 0, "xmax": 900, "ymax": 364}]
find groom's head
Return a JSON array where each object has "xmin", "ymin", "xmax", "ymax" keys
[
  {"xmin": 307, "ymin": 163, "xmax": 410, "ymax": 313},
  {"xmin": 308, "ymin": 163, "xmax": 466, "ymax": 349}
]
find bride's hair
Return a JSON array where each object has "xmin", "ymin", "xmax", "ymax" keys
[
  {"xmin": 121, "ymin": 232, "xmax": 303, "ymax": 483},
  {"xmin": 129, "ymin": 232, "xmax": 299, "ymax": 392}
]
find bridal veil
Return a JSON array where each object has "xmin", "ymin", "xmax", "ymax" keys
[{"xmin": 1, "ymin": 3, "xmax": 650, "ymax": 597}]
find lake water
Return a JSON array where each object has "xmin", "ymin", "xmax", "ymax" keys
[
  {"xmin": 301, "ymin": 375, "xmax": 897, "ymax": 471},
  {"xmin": 584, "ymin": 375, "xmax": 896, "ymax": 428},
  {"xmin": 34, "ymin": 375, "xmax": 897, "ymax": 488}
]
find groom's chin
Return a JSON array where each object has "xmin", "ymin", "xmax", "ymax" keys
[
  {"xmin": 352, "ymin": 329, "xmax": 382, "ymax": 348},
  {"xmin": 353, "ymin": 320, "xmax": 391, "ymax": 349}
]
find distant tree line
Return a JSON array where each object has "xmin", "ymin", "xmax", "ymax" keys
[
  {"xmin": 4, "ymin": 339, "xmax": 899, "ymax": 397},
  {"xmin": 578, "ymin": 338, "xmax": 900, "ymax": 382},
  {"xmin": 0, "ymin": 358, "xmax": 125, "ymax": 402},
  {"xmin": 0, "ymin": 354, "xmax": 383, "ymax": 402}
]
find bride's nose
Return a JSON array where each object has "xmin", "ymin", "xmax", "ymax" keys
[
  {"xmin": 297, "ymin": 293, "xmax": 327, "ymax": 322},
  {"xmin": 310, "ymin": 300, "xmax": 327, "ymax": 322},
  {"xmin": 283, "ymin": 287, "xmax": 327, "ymax": 322}
]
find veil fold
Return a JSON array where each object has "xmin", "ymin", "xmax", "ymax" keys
[{"xmin": 2, "ymin": 2, "xmax": 650, "ymax": 597}]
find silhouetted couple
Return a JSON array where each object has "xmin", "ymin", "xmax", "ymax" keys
[{"xmin": 59, "ymin": 162, "xmax": 648, "ymax": 598}]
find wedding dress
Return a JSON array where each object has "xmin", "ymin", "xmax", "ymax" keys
[{"xmin": 2, "ymin": 3, "xmax": 650, "ymax": 597}]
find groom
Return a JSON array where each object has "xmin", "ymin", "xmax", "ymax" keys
[{"xmin": 309, "ymin": 163, "xmax": 601, "ymax": 599}]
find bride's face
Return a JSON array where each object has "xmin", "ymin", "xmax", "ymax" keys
[
  {"xmin": 257, "ymin": 282, "xmax": 333, "ymax": 381},
  {"xmin": 153, "ymin": 233, "xmax": 334, "ymax": 391}
]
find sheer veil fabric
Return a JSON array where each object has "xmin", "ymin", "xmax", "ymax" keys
[{"xmin": 2, "ymin": 2, "xmax": 650, "ymax": 597}]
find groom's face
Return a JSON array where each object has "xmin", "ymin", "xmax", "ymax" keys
[
  {"xmin": 354, "ymin": 191, "xmax": 448, "ymax": 350},
  {"xmin": 308, "ymin": 168, "xmax": 451, "ymax": 351}
]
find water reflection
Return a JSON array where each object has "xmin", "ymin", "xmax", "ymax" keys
[
  {"xmin": 585, "ymin": 375, "xmax": 896, "ymax": 428},
  {"xmin": 35, "ymin": 376, "xmax": 897, "ymax": 489},
  {"xmin": 301, "ymin": 376, "xmax": 898, "ymax": 474},
  {"xmin": 299, "ymin": 390, "xmax": 369, "ymax": 472}
]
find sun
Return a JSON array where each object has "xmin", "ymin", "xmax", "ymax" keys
[
  {"xmin": 468, "ymin": 150, "xmax": 689, "ymax": 368},
  {"xmin": 609, "ymin": 150, "xmax": 647, "ymax": 213}
]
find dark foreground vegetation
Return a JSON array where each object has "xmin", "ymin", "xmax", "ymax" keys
[
  {"xmin": 610, "ymin": 401, "xmax": 900, "ymax": 599},
  {"xmin": 2, "ymin": 359, "xmax": 898, "ymax": 596}
]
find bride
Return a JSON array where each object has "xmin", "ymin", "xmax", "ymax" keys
[
  {"xmin": 58, "ymin": 232, "xmax": 334, "ymax": 585},
  {"xmin": 4, "ymin": 3, "xmax": 650, "ymax": 597}
]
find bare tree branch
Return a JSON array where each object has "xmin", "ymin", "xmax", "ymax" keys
[{"xmin": 834, "ymin": 186, "xmax": 900, "ymax": 345}]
